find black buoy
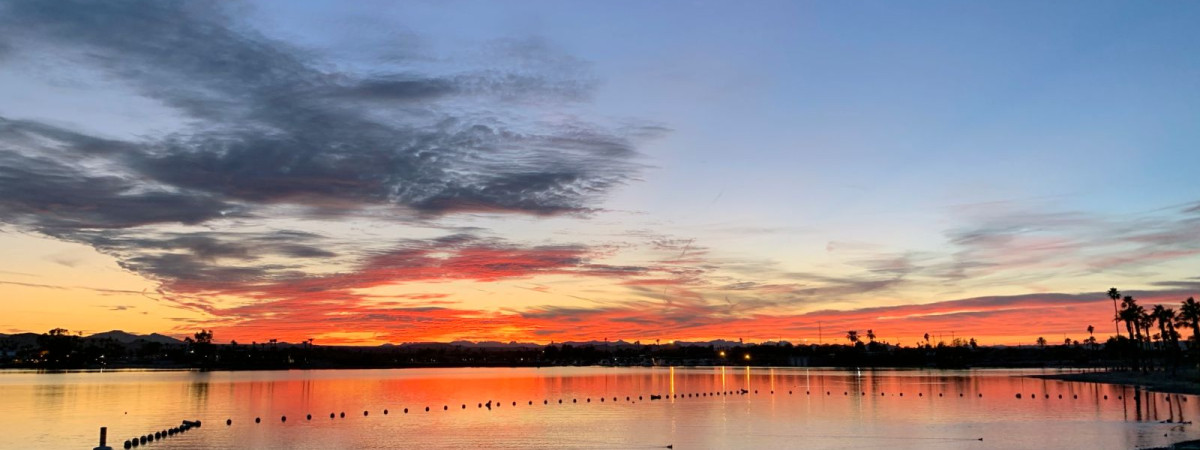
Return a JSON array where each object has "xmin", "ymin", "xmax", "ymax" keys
[
  {"xmin": 444, "ymin": 405, "xmax": 449, "ymax": 410},
  {"xmin": 919, "ymin": 393, "xmax": 923, "ymax": 397},
  {"xmin": 559, "ymin": 399, "xmax": 564, "ymax": 403},
  {"xmin": 1073, "ymin": 395, "xmax": 1077, "ymax": 399},
  {"xmin": 340, "ymin": 412, "xmax": 345, "ymax": 418},
  {"xmin": 513, "ymin": 401, "xmax": 517, "ymax": 406},
  {"xmin": 463, "ymin": 404, "xmax": 467, "ymax": 409},
  {"xmin": 154, "ymin": 432, "xmax": 161, "ymax": 440},
  {"xmin": 281, "ymin": 416, "xmax": 286, "ymax": 422},
  {"xmin": 529, "ymin": 401, "xmax": 533, "ymax": 405},
  {"xmin": 139, "ymin": 436, "xmax": 147, "ymax": 445},
  {"xmin": 226, "ymin": 419, "xmax": 232, "ymax": 426},
  {"xmin": 1016, "ymin": 393, "xmax": 1022, "ymax": 399},
  {"xmin": 123, "ymin": 440, "xmax": 132, "ymax": 449},
  {"xmin": 404, "ymin": 408, "xmax": 409, "ymax": 414},
  {"xmin": 255, "ymin": 417, "xmax": 261, "ymax": 424},
  {"xmin": 307, "ymin": 414, "xmax": 312, "ymax": 420},
  {"xmin": 573, "ymin": 399, "xmax": 577, "ymax": 403},
  {"xmin": 364, "ymin": 410, "xmax": 369, "ymax": 416},
  {"xmin": 587, "ymin": 398, "xmax": 591, "ymax": 402},
  {"xmin": 425, "ymin": 407, "xmax": 430, "ymax": 412},
  {"xmin": 384, "ymin": 409, "xmax": 388, "ymax": 415},
  {"xmin": 330, "ymin": 413, "xmax": 335, "ymax": 418}
]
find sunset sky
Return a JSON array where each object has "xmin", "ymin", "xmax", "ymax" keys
[{"xmin": 1, "ymin": 0, "xmax": 1198, "ymax": 346}]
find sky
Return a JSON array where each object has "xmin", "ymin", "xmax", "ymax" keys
[{"xmin": 1, "ymin": 0, "xmax": 1198, "ymax": 346}]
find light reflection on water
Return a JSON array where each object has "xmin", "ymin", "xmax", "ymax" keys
[{"xmin": 0, "ymin": 367, "xmax": 1195, "ymax": 449}]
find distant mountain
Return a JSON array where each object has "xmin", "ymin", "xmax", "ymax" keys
[
  {"xmin": 86, "ymin": 330, "xmax": 183, "ymax": 345},
  {"xmin": 0, "ymin": 332, "xmax": 40, "ymax": 347}
]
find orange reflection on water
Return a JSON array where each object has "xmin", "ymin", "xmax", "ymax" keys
[{"xmin": 1, "ymin": 367, "xmax": 1198, "ymax": 449}]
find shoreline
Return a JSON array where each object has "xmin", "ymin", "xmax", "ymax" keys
[{"xmin": 1030, "ymin": 370, "xmax": 1200, "ymax": 396}]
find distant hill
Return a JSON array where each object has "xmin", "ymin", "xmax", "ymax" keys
[{"xmin": 86, "ymin": 330, "xmax": 183, "ymax": 345}]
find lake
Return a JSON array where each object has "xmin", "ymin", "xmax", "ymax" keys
[{"xmin": 0, "ymin": 367, "xmax": 1195, "ymax": 449}]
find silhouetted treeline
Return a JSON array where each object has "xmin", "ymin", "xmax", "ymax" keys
[{"xmin": 2, "ymin": 328, "xmax": 1194, "ymax": 371}]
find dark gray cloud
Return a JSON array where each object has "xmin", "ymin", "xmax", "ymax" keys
[
  {"xmin": 0, "ymin": 149, "xmax": 233, "ymax": 231},
  {"xmin": 0, "ymin": 0, "xmax": 659, "ymax": 296},
  {"xmin": 0, "ymin": 0, "xmax": 651, "ymax": 225}
]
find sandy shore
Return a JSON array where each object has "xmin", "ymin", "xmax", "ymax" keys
[{"xmin": 1031, "ymin": 369, "xmax": 1200, "ymax": 396}]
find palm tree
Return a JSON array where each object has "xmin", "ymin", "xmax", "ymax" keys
[
  {"xmin": 866, "ymin": 329, "xmax": 876, "ymax": 343},
  {"xmin": 1179, "ymin": 297, "xmax": 1200, "ymax": 346},
  {"xmin": 1119, "ymin": 296, "xmax": 1138, "ymax": 341},
  {"xmin": 846, "ymin": 330, "xmax": 859, "ymax": 345},
  {"xmin": 1036, "ymin": 337, "xmax": 1047, "ymax": 348},
  {"xmin": 1108, "ymin": 288, "xmax": 1122, "ymax": 335},
  {"xmin": 1152, "ymin": 305, "xmax": 1178, "ymax": 352}
]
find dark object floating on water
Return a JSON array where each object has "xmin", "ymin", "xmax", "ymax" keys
[
  {"xmin": 226, "ymin": 419, "xmax": 231, "ymax": 426},
  {"xmin": 255, "ymin": 417, "xmax": 261, "ymax": 424},
  {"xmin": 650, "ymin": 395, "xmax": 662, "ymax": 400},
  {"xmin": 280, "ymin": 416, "xmax": 286, "ymax": 422},
  {"xmin": 364, "ymin": 410, "xmax": 369, "ymax": 416},
  {"xmin": 383, "ymin": 409, "xmax": 388, "ymax": 415},
  {"xmin": 307, "ymin": 414, "xmax": 312, "ymax": 420}
]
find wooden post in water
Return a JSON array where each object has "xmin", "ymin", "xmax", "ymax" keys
[{"xmin": 93, "ymin": 427, "xmax": 113, "ymax": 450}]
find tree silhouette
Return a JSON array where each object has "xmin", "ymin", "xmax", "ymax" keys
[
  {"xmin": 1152, "ymin": 305, "xmax": 1171, "ymax": 351},
  {"xmin": 1036, "ymin": 337, "xmax": 1047, "ymax": 348},
  {"xmin": 1119, "ymin": 296, "xmax": 1139, "ymax": 341},
  {"xmin": 1179, "ymin": 297, "xmax": 1200, "ymax": 344},
  {"xmin": 846, "ymin": 330, "xmax": 859, "ymax": 345},
  {"xmin": 1108, "ymin": 288, "xmax": 1122, "ymax": 335},
  {"xmin": 866, "ymin": 329, "xmax": 876, "ymax": 343}
]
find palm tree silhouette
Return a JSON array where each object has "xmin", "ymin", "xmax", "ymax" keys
[
  {"xmin": 1108, "ymin": 288, "xmax": 1122, "ymax": 335},
  {"xmin": 1119, "ymin": 296, "xmax": 1140, "ymax": 341},
  {"xmin": 1152, "ymin": 305, "xmax": 1172, "ymax": 351},
  {"xmin": 1180, "ymin": 298, "xmax": 1200, "ymax": 341}
]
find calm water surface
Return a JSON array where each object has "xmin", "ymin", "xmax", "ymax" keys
[{"xmin": 0, "ymin": 367, "xmax": 1195, "ymax": 449}]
